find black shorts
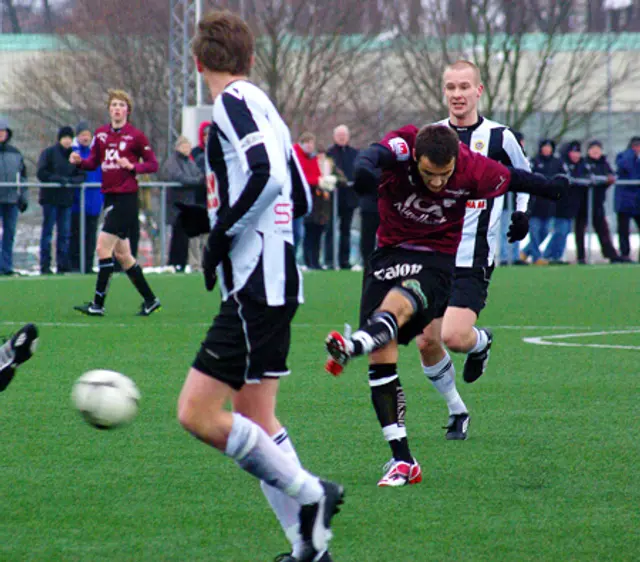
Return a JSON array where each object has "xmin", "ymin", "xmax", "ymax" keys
[
  {"xmin": 102, "ymin": 192, "xmax": 138, "ymax": 240},
  {"xmin": 360, "ymin": 247, "xmax": 454, "ymax": 345},
  {"xmin": 448, "ymin": 266, "xmax": 494, "ymax": 316},
  {"xmin": 193, "ymin": 292, "xmax": 298, "ymax": 391}
]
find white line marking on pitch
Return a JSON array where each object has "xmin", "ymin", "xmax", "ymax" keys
[{"xmin": 523, "ymin": 330, "xmax": 640, "ymax": 351}]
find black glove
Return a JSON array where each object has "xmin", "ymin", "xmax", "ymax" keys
[
  {"xmin": 548, "ymin": 174, "xmax": 570, "ymax": 201},
  {"xmin": 17, "ymin": 199, "xmax": 28, "ymax": 213},
  {"xmin": 507, "ymin": 211, "xmax": 529, "ymax": 243},
  {"xmin": 174, "ymin": 202, "xmax": 210, "ymax": 237},
  {"xmin": 202, "ymin": 230, "xmax": 230, "ymax": 292}
]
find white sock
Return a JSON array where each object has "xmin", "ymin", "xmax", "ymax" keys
[
  {"xmin": 260, "ymin": 428, "xmax": 304, "ymax": 557},
  {"xmin": 423, "ymin": 353, "xmax": 467, "ymax": 415},
  {"xmin": 469, "ymin": 327, "xmax": 489, "ymax": 354},
  {"xmin": 225, "ymin": 413, "xmax": 323, "ymax": 505}
]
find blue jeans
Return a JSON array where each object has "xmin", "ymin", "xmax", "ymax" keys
[
  {"xmin": 40, "ymin": 204, "xmax": 72, "ymax": 271},
  {"xmin": 499, "ymin": 210, "xmax": 521, "ymax": 262},
  {"xmin": 0, "ymin": 203, "xmax": 19, "ymax": 273},
  {"xmin": 293, "ymin": 217, "xmax": 305, "ymax": 263},
  {"xmin": 522, "ymin": 216, "xmax": 551, "ymax": 262},
  {"xmin": 543, "ymin": 217, "xmax": 572, "ymax": 261}
]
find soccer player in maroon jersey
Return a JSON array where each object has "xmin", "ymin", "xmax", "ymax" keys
[
  {"xmin": 69, "ymin": 89, "xmax": 161, "ymax": 317},
  {"xmin": 324, "ymin": 124, "xmax": 567, "ymax": 487}
]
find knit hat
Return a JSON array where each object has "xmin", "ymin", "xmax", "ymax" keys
[
  {"xmin": 538, "ymin": 138, "xmax": 555, "ymax": 151},
  {"xmin": 58, "ymin": 126, "xmax": 74, "ymax": 141},
  {"xmin": 567, "ymin": 140, "xmax": 581, "ymax": 153},
  {"xmin": 75, "ymin": 121, "xmax": 91, "ymax": 135},
  {"xmin": 587, "ymin": 139, "xmax": 602, "ymax": 149}
]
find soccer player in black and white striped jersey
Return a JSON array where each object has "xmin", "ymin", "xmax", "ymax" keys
[
  {"xmin": 175, "ymin": 11, "xmax": 342, "ymax": 562},
  {"xmin": 418, "ymin": 60, "xmax": 532, "ymax": 440}
]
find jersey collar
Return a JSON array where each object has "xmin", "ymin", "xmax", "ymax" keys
[{"xmin": 448, "ymin": 116, "xmax": 484, "ymax": 133}]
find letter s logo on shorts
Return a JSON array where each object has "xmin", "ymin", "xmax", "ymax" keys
[{"xmin": 388, "ymin": 138, "xmax": 410, "ymax": 161}]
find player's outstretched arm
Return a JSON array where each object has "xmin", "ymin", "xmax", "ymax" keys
[
  {"xmin": 353, "ymin": 144, "xmax": 394, "ymax": 195},
  {"xmin": 507, "ymin": 168, "xmax": 569, "ymax": 201}
]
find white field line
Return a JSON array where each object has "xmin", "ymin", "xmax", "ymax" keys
[{"xmin": 523, "ymin": 330, "xmax": 640, "ymax": 351}]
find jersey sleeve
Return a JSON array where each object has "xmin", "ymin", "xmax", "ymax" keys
[
  {"xmin": 211, "ymin": 90, "xmax": 286, "ymax": 237},
  {"xmin": 467, "ymin": 149, "xmax": 511, "ymax": 199},
  {"xmin": 378, "ymin": 125, "xmax": 418, "ymax": 164},
  {"xmin": 502, "ymin": 129, "xmax": 530, "ymax": 212},
  {"xmin": 133, "ymin": 132, "xmax": 158, "ymax": 175},
  {"xmin": 79, "ymin": 134, "xmax": 101, "ymax": 171}
]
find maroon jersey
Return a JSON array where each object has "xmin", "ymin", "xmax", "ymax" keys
[
  {"xmin": 79, "ymin": 122, "xmax": 158, "ymax": 194},
  {"xmin": 376, "ymin": 125, "xmax": 511, "ymax": 255}
]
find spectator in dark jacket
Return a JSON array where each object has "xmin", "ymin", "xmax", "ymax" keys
[
  {"xmin": 161, "ymin": 136, "xmax": 205, "ymax": 272},
  {"xmin": 541, "ymin": 140, "xmax": 584, "ymax": 264},
  {"xmin": 190, "ymin": 121, "xmax": 210, "ymax": 206},
  {"xmin": 70, "ymin": 121, "xmax": 103, "ymax": 273},
  {"xmin": 326, "ymin": 125, "xmax": 359, "ymax": 269},
  {"xmin": 37, "ymin": 126, "xmax": 85, "ymax": 274},
  {"xmin": 579, "ymin": 140, "xmax": 621, "ymax": 263},
  {"xmin": 0, "ymin": 119, "xmax": 28, "ymax": 275},
  {"xmin": 615, "ymin": 136, "xmax": 640, "ymax": 262},
  {"xmin": 522, "ymin": 139, "xmax": 563, "ymax": 264}
]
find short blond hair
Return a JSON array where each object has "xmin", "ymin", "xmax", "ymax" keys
[
  {"xmin": 175, "ymin": 135, "xmax": 191, "ymax": 150},
  {"xmin": 107, "ymin": 89, "xmax": 133, "ymax": 116},
  {"xmin": 443, "ymin": 60, "xmax": 481, "ymax": 85}
]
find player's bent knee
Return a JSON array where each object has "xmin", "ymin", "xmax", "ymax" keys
[{"xmin": 442, "ymin": 330, "xmax": 468, "ymax": 353}]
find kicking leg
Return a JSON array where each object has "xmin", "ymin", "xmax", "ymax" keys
[{"xmin": 325, "ymin": 281, "xmax": 424, "ymax": 375}]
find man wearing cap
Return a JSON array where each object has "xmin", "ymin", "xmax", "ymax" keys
[
  {"xmin": 36, "ymin": 126, "xmax": 86, "ymax": 274},
  {"xmin": 0, "ymin": 119, "xmax": 28, "ymax": 275},
  {"xmin": 70, "ymin": 122, "xmax": 103, "ymax": 273}
]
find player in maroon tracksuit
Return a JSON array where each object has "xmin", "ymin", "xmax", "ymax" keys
[
  {"xmin": 70, "ymin": 89, "xmax": 161, "ymax": 317},
  {"xmin": 324, "ymin": 124, "xmax": 567, "ymax": 487}
]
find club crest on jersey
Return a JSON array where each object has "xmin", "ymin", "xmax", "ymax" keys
[
  {"xmin": 474, "ymin": 140, "xmax": 485, "ymax": 151},
  {"xmin": 119, "ymin": 141, "xmax": 127, "ymax": 151},
  {"xmin": 388, "ymin": 138, "xmax": 410, "ymax": 161}
]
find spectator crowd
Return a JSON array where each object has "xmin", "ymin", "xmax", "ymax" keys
[{"xmin": 2, "ymin": 117, "xmax": 640, "ymax": 275}]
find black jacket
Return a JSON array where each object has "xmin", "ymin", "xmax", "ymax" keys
[
  {"xmin": 559, "ymin": 157, "xmax": 590, "ymax": 219},
  {"xmin": 327, "ymin": 144, "xmax": 359, "ymax": 213},
  {"xmin": 37, "ymin": 143, "xmax": 85, "ymax": 206},
  {"xmin": 528, "ymin": 153, "xmax": 564, "ymax": 218}
]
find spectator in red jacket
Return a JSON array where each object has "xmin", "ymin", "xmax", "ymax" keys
[
  {"xmin": 70, "ymin": 89, "xmax": 160, "ymax": 317},
  {"xmin": 294, "ymin": 132, "xmax": 323, "ymax": 269}
]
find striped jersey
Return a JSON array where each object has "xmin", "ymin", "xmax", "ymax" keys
[
  {"xmin": 205, "ymin": 80, "xmax": 311, "ymax": 305},
  {"xmin": 436, "ymin": 117, "xmax": 530, "ymax": 268}
]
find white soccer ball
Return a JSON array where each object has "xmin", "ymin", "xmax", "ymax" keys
[{"xmin": 72, "ymin": 370, "xmax": 140, "ymax": 429}]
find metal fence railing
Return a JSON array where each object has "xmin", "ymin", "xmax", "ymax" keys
[
  {"xmin": 0, "ymin": 178, "xmax": 348, "ymax": 274},
  {"xmin": 2, "ymin": 176, "xmax": 638, "ymax": 273},
  {"xmin": 501, "ymin": 176, "xmax": 640, "ymax": 265},
  {"xmin": 0, "ymin": 179, "xmax": 180, "ymax": 274}
]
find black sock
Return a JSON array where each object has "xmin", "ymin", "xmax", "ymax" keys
[
  {"xmin": 369, "ymin": 363, "xmax": 413, "ymax": 463},
  {"xmin": 125, "ymin": 263, "xmax": 156, "ymax": 302},
  {"xmin": 94, "ymin": 258, "xmax": 114, "ymax": 307},
  {"xmin": 351, "ymin": 311, "xmax": 399, "ymax": 356}
]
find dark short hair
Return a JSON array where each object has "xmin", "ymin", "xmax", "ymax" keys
[
  {"xmin": 415, "ymin": 125, "xmax": 460, "ymax": 166},
  {"xmin": 192, "ymin": 10, "xmax": 253, "ymax": 75}
]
